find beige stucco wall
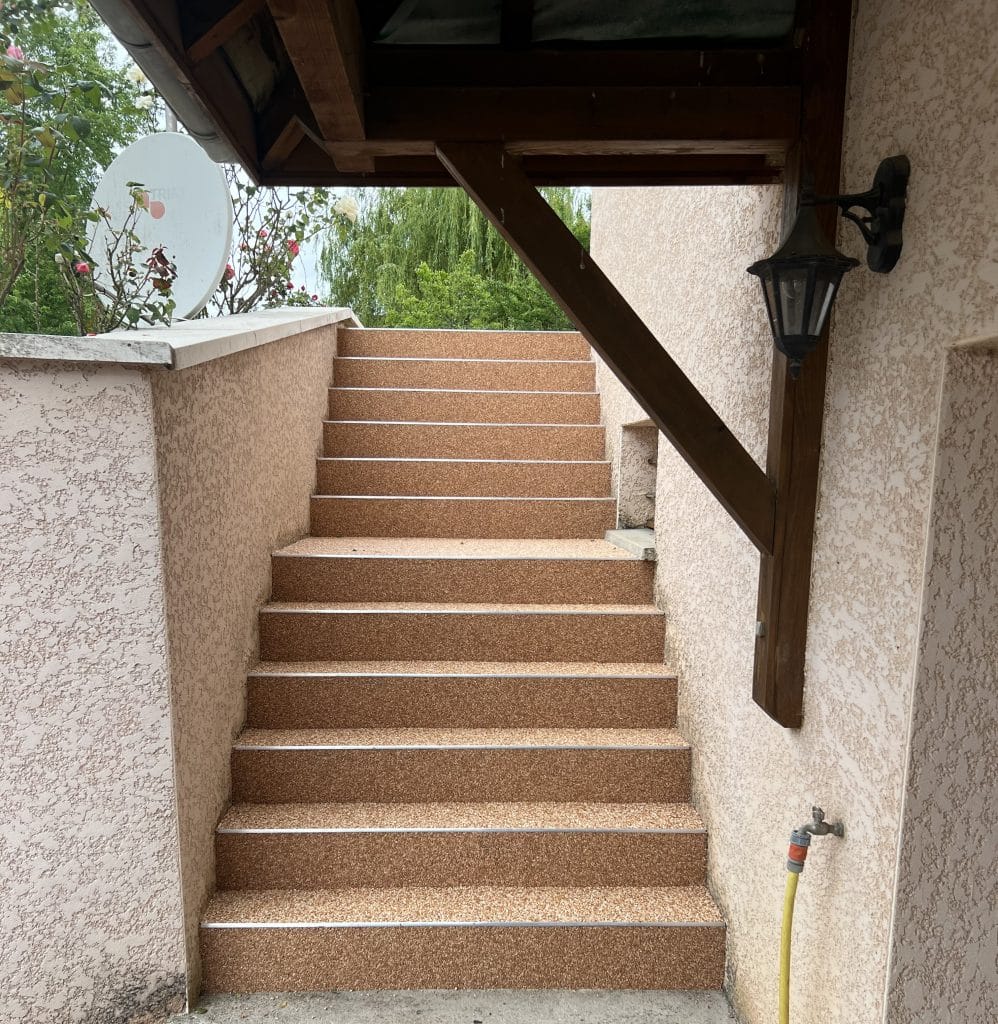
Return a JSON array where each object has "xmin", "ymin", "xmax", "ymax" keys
[
  {"xmin": 149, "ymin": 323, "xmax": 337, "ymax": 992},
  {"xmin": 1, "ymin": 313, "xmax": 343, "ymax": 1016},
  {"xmin": 0, "ymin": 360, "xmax": 187, "ymax": 1023},
  {"xmin": 589, "ymin": 1, "xmax": 998, "ymax": 1021},
  {"xmin": 885, "ymin": 342, "xmax": 998, "ymax": 1023}
]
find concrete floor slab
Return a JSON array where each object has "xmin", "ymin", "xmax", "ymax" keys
[{"xmin": 171, "ymin": 990, "xmax": 739, "ymax": 1024}]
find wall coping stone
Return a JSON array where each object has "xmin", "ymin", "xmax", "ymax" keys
[{"xmin": 0, "ymin": 307, "xmax": 358, "ymax": 370}]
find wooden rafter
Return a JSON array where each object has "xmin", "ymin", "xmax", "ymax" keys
[
  {"xmin": 266, "ymin": 0, "xmax": 365, "ymax": 141},
  {"xmin": 124, "ymin": 0, "xmax": 260, "ymax": 175},
  {"xmin": 437, "ymin": 142, "xmax": 776, "ymax": 554},
  {"xmin": 187, "ymin": 0, "xmax": 266, "ymax": 63}
]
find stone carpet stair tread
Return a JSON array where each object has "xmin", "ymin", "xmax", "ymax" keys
[
  {"xmin": 249, "ymin": 659, "xmax": 678, "ymax": 678},
  {"xmin": 274, "ymin": 537, "xmax": 638, "ymax": 560},
  {"xmin": 218, "ymin": 801, "xmax": 705, "ymax": 832},
  {"xmin": 202, "ymin": 885, "xmax": 723, "ymax": 926},
  {"xmin": 233, "ymin": 726, "xmax": 688, "ymax": 748},
  {"xmin": 260, "ymin": 600, "xmax": 662, "ymax": 614}
]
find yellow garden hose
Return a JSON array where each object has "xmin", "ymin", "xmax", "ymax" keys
[
  {"xmin": 779, "ymin": 809, "xmax": 844, "ymax": 1024},
  {"xmin": 779, "ymin": 870, "xmax": 799, "ymax": 1024}
]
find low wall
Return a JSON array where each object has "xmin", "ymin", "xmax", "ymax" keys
[
  {"xmin": 151, "ymin": 322, "xmax": 340, "ymax": 989},
  {"xmin": 0, "ymin": 308, "xmax": 352, "ymax": 1020}
]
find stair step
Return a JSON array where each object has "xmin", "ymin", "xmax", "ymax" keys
[
  {"xmin": 258, "ymin": 602, "xmax": 665, "ymax": 663},
  {"xmin": 328, "ymin": 387, "xmax": 601, "ymax": 424},
  {"xmin": 231, "ymin": 727, "xmax": 690, "ymax": 803},
  {"xmin": 215, "ymin": 802, "xmax": 705, "ymax": 889},
  {"xmin": 310, "ymin": 495, "xmax": 617, "ymax": 539},
  {"xmin": 334, "ymin": 356, "xmax": 595, "ymax": 392},
  {"xmin": 324, "ymin": 421, "xmax": 606, "ymax": 460},
  {"xmin": 247, "ymin": 660, "xmax": 675, "ymax": 728},
  {"xmin": 337, "ymin": 327, "xmax": 590, "ymax": 360},
  {"xmin": 200, "ymin": 885, "xmax": 725, "ymax": 991},
  {"xmin": 316, "ymin": 457, "xmax": 611, "ymax": 498},
  {"xmin": 272, "ymin": 537, "xmax": 651, "ymax": 604}
]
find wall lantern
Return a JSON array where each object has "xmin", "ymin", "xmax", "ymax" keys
[{"xmin": 748, "ymin": 155, "xmax": 910, "ymax": 376}]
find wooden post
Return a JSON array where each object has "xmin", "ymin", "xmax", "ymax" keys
[{"xmin": 752, "ymin": 0, "xmax": 853, "ymax": 726}]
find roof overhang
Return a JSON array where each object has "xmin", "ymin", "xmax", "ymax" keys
[{"xmin": 89, "ymin": 0, "xmax": 813, "ymax": 187}]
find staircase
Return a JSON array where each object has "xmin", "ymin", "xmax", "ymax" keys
[{"xmin": 200, "ymin": 327, "xmax": 725, "ymax": 992}]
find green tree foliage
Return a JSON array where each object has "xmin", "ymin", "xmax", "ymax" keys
[
  {"xmin": 320, "ymin": 187, "xmax": 590, "ymax": 330},
  {"xmin": 0, "ymin": 1, "xmax": 156, "ymax": 334}
]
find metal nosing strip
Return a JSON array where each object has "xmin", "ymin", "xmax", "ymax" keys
[
  {"xmin": 201, "ymin": 920, "xmax": 724, "ymax": 930},
  {"xmin": 232, "ymin": 743, "xmax": 686, "ymax": 752},
  {"xmin": 247, "ymin": 671, "xmax": 669, "ymax": 678},
  {"xmin": 217, "ymin": 826, "xmax": 705, "ymax": 835},
  {"xmin": 258, "ymin": 607, "xmax": 656, "ymax": 616},
  {"xmin": 326, "ymin": 420, "xmax": 602, "ymax": 428}
]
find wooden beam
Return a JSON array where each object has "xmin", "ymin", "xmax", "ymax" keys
[
  {"xmin": 367, "ymin": 85, "xmax": 799, "ymax": 151},
  {"xmin": 266, "ymin": 0, "xmax": 365, "ymax": 140},
  {"xmin": 367, "ymin": 46, "xmax": 800, "ymax": 89},
  {"xmin": 263, "ymin": 151, "xmax": 784, "ymax": 187},
  {"xmin": 187, "ymin": 0, "xmax": 266, "ymax": 63},
  {"xmin": 752, "ymin": 0, "xmax": 853, "ymax": 727},
  {"xmin": 500, "ymin": 0, "xmax": 533, "ymax": 49},
  {"xmin": 437, "ymin": 142, "xmax": 775, "ymax": 553}
]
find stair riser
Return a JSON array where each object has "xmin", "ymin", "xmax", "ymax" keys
[
  {"xmin": 231, "ymin": 747, "xmax": 690, "ymax": 803},
  {"xmin": 215, "ymin": 831, "xmax": 705, "ymax": 889},
  {"xmin": 272, "ymin": 555, "xmax": 651, "ymax": 604},
  {"xmin": 328, "ymin": 389, "xmax": 600, "ymax": 424},
  {"xmin": 310, "ymin": 497, "xmax": 616, "ymax": 539},
  {"xmin": 259, "ymin": 610, "xmax": 665, "ymax": 663},
  {"xmin": 337, "ymin": 329, "xmax": 590, "ymax": 360},
  {"xmin": 315, "ymin": 459, "xmax": 611, "ymax": 497},
  {"xmin": 335, "ymin": 358, "xmax": 595, "ymax": 392},
  {"xmin": 202, "ymin": 924, "xmax": 724, "ymax": 991},
  {"xmin": 324, "ymin": 422, "xmax": 606, "ymax": 460},
  {"xmin": 246, "ymin": 675, "xmax": 676, "ymax": 729}
]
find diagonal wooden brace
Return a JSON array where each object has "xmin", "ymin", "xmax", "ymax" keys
[{"xmin": 437, "ymin": 141, "xmax": 776, "ymax": 556}]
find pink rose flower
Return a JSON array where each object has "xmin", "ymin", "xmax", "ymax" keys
[
  {"xmin": 311, "ymin": 294, "xmax": 318, "ymax": 301},
  {"xmin": 286, "ymin": 281, "xmax": 294, "ymax": 290},
  {"xmin": 286, "ymin": 239, "xmax": 300, "ymax": 256},
  {"xmin": 258, "ymin": 228, "xmax": 268, "ymax": 238},
  {"xmin": 224, "ymin": 263, "xmax": 235, "ymax": 280},
  {"xmin": 73, "ymin": 261, "xmax": 91, "ymax": 275},
  {"xmin": 6, "ymin": 44, "xmax": 25, "ymax": 61}
]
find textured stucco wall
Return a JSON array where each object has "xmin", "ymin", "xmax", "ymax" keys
[
  {"xmin": 885, "ymin": 343, "xmax": 998, "ymax": 1023},
  {"xmin": 0, "ymin": 360, "xmax": 187, "ymax": 1023},
  {"xmin": 149, "ymin": 324, "xmax": 337, "ymax": 993},
  {"xmin": 589, "ymin": 1, "xmax": 998, "ymax": 1021}
]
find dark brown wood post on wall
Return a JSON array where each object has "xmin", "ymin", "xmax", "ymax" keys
[{"xmin": 752, "ymin": 0, "xmax": 853, "ymax": 727}]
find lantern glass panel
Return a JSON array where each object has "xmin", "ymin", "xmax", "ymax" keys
[
  {"xmin": 807, "ymin": 267, "xmax": 841, "ymax": 336},
  {"xmin": 762, "ymin": 273, "xmax": 778, "ymax": 335},
  {"xmin": 778, "ymin": 269, "xmax": 810, "ymax": 336}
]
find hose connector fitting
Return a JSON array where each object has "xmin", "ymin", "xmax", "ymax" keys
[
  {"xmin": 787, "ymin": 806, "xmax": 844, "ymax": 873},
  {"xmin": 787, "ymin": 829, "xmax": 811, "ymax": 873}
]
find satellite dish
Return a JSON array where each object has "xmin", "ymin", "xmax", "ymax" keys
[{"xmin": 89, "ymin": 133, "xmax": 233, "ymax": 318}]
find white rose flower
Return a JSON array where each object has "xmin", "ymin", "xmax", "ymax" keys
[
  {"xmin": 126, "ymin": 65, "xmax": 147, "ymax": 86},
  {"xmin": 333, "ymin": 195, "xmax": 359, "ymax": 223},
  {"xmin": 135, "ymin": 94, "xmax": 155, "ymax": 111}
]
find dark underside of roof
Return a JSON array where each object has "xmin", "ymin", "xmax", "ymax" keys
[{"xmin": 93, "ymin": 0, "xmax": 813, "ymax": 186}]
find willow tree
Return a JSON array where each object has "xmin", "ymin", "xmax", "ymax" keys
[{"xmin": 319, "ymin": 186, "xmax": 590, "ymax": 330}]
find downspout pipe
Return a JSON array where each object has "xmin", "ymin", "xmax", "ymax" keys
[{"xmin": 87, "ymin": 0, "xmax": 237, "ymax": 164}]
